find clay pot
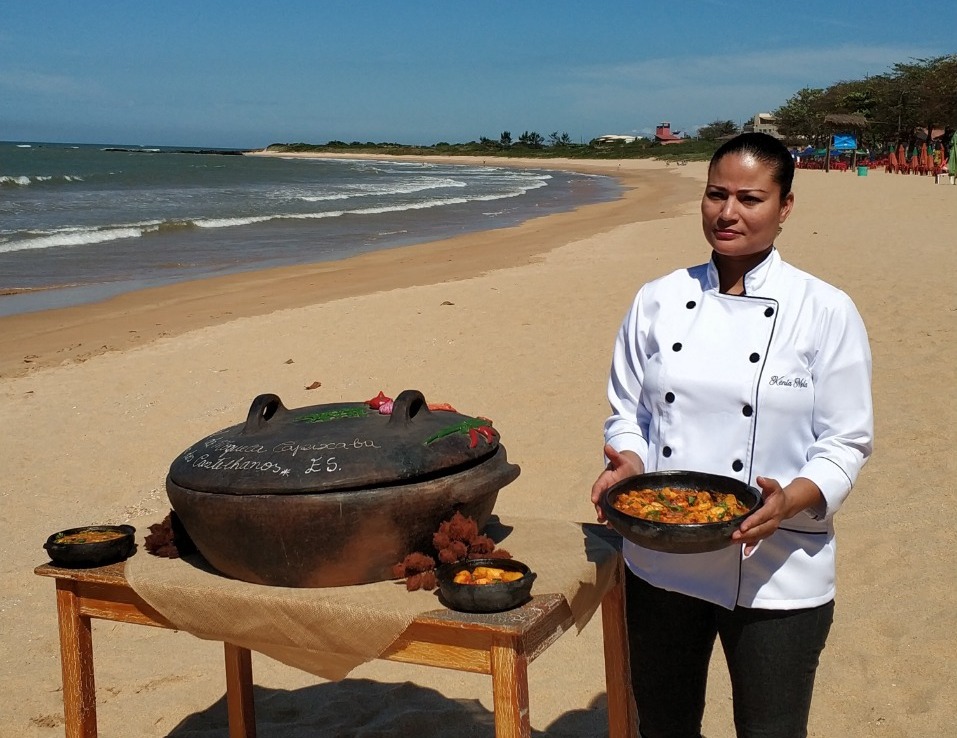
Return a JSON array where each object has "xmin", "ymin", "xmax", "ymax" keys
[{"xmin": 166, "ymin": 390, "xmax": 520, "ymax": 587}]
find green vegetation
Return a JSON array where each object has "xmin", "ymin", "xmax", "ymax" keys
[
  {"xmin": 774, "ymin": 54, "xmax": 956, "ymax": 148},
  {"xmin": 696, "ymin": 120, "xmax": 739, "ymax": 141},
  {"xmin": 263, "ymin": 55, "xmax": 955, "ymax": 161},
  {"xmin": 263, "ymin": 136, "xmax": 720, "ymax": 162}
]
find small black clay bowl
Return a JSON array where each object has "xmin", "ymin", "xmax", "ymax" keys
[
  {"xmin": 601, "ymin": 471, "xmax": 763, "ymax": 554},
  {"xmin": 436, "ymin": 557, "xmax": 536, "ymax": 613},
  {"xmin": 44, "ymin": 525, "xmax": 136, "ymax": 568}
]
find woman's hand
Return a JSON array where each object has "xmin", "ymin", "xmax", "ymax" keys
[
  {"xmin": 732, "ymin": 476, "xmax": 824, "ymax": 555},
  {"xmin": 591, "ymin": 444, "xmax": 645, "ymax": 523}
]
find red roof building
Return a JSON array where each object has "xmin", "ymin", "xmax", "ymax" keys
[{"xmin": 654, "ymin": 122, "xmax": 685, "ymax": 145}]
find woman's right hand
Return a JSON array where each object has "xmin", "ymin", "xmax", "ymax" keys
[{"xmin": 591, "ymin": 444, "xmax": 645, "ymax": 522}]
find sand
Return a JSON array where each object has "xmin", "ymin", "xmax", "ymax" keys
[{"xmin": 1, "ymin": 155, "xmax": 955, "ymax": 738}]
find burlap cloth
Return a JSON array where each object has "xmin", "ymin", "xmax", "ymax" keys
[{"xmin": 125, "ymin": 516, "xmax": 619, "ymax": 680}]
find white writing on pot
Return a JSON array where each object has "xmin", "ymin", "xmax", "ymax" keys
[{"xmin": 273, "ymin": 438, "xmax": 381, "ymax": 456}]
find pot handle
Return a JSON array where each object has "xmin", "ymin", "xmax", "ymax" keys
[
  {"xmin": 388, "ymin": 389, "xmax": 429, "ymax": 427},
  {"xmin": 242, "ymin": 393, "xmax": 287, "ymax": 434}
]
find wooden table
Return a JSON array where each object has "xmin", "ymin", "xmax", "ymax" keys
[{"xmin": 36, "ymin": 560, "xmax": 636, "ymax": 738}]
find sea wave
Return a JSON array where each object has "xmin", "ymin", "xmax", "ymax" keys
[
  {"xmin": 0, "ymin": 174, "xmax": 85, "ymax": 186},
  {"xmin": 0, "ymin": 177, "xmax": 548, "ymax": 254},
  {"xmin": 0, "ymin": 226, "xmax": 155, "ymax": 254},
  {"xmin": 295, "ymin": 176, "xmax": 467, "ymax": 202},
  {"xmin": 196, "ymin": 186, "xmax": 543, "ymax": 227},
  {"xmin": 193, "ymin": 215, "xmax": 276, "ymax": 229}
]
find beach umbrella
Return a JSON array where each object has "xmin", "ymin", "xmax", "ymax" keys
[
  {"xmin": 887, "ymin": 149, "xmax": 898, "ymax": 173},
  {"xmin": 920, "ymin": 142, "xmax": 929, "ymax": 174},
  {"xmin": 949, "ymin": 131, "xmax": 957, "ymax": 178},
  {"xmin": 897, "ymin": 144, "xmax": 907, "ymax": 173}
]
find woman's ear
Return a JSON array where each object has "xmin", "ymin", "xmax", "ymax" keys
[{"xmin": 779, "ymin": 191, "xmax": 795, "ymax": 223}]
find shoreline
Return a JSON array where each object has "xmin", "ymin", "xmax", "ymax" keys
[{"xmin": 0, "ymin": 156, "xmax": 700, "ymax": 378}]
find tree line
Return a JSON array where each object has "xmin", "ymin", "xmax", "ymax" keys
[
  {"xmin": 772, "ymin": 54, "xmax": 955, "ymax": 149},
  {"xmin": 265, "ymin": 54, "xmax": 955, "ymax": 160}
]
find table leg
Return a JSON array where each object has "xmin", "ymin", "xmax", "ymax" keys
[
  {"xmin": 489, "ymin": 637, "xmax": 530, "ymax": 738},
  {"xmin": 224, "ymin": 643, "xmax": 256, "ymax": 738},
  {"xmin": 55, "ymin": 581, "xmax": 98, "ymax": 738},
  {"xmin": 601, "ymin": 563, "xmax": 638, "ymax": 738}
]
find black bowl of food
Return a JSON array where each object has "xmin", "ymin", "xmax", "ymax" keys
[
  {"xmin": 436, "ymin": 557, "xmax": 536, "ymax": 613},
  {"xmin": 600, "ymin": 471, "xmax": 762, "ymax": 554},
  {"xmin": 43, "ymin": 525, "xmax": 136, "ymax": 568}
]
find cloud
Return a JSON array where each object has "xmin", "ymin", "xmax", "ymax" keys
[
  {"xmin": 0, "ymin": 69, "xmax": 102, "ymax": 99},
  {"xmin": 580, "ymin": 44, "xmax": 935, "ymax": 87},
  {"xmin": 556, "ymin": 43, "xmax": 940, "ymax": 132}
]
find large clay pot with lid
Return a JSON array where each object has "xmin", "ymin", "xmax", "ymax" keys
[{"xmin": 165, "ymin": 389, "xmax": 520, "ymax": 587}]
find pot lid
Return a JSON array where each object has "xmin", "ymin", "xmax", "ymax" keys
[{"xmin": 167, "ymin": 389, "xmax": 504, "ymax": 495}]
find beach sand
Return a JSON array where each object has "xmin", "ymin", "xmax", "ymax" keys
[{"xmin": 2, "ymin": 156, "xmax": 955, "ymax": 737}]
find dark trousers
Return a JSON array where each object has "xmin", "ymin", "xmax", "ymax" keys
[{"xmin": 625, "ymin": 569, "xmax": 834, "ymax": 738}]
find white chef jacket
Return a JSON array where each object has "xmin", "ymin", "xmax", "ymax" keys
[{"xmin": 604, "ymin": 248, "xmax": 873, "ymax": 610}]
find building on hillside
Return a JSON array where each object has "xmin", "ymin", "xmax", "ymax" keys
[
  {"xmin": 654, "ymin": 122, "xmax": 685, "ymax": 145},
  {"xmin": 743, "ymin": 113, "xmax": 782, "ymax": 138},
  {"xmin": 595, "ymin": 134, "xmax": 641, "ymax": 144}
]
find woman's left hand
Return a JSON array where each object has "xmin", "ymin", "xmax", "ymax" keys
[{"xmin": 732, "ymin": 476, "xmax": 824, "ymax": 555}]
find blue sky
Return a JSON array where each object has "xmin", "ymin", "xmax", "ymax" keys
[{"xmin": 2, "ymin": 1, "xmax": 954, "ymax": 149}]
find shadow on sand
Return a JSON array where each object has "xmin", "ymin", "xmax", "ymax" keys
[{"xmin": 166, "ymin": 679, "xmax": 615, "ymax": 737}]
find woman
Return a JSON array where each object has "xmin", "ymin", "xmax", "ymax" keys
[{"xmin": 591, "ymin": 132, "xmax": 873, "ymax": 738}]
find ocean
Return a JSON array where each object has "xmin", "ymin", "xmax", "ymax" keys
[{"xmin": 0, "ymin": 142, "xmax": 620, "ymax": 317}]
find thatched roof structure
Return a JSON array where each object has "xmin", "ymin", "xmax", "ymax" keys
[
  {"xmin": 824, "ymin": 114, "xmax": 869, "ymax": 129},
  {"xmin": 821, "ymin": 114, "xmax": 870, "ymax": 172}
]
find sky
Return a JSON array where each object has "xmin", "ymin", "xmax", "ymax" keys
[{"xmin": 2, "ymin": 1, "xmax": 955, "ymax": 150}]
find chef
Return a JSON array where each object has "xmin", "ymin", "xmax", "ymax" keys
[{"xmin": 591, "ymin": 132, "xmax": 873, "ymax": 738}]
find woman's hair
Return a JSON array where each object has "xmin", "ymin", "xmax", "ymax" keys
[{"xmin": 710, "ymin": 132, "xmax": 794, "ymax": 201}]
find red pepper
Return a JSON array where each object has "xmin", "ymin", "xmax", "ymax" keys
[
  {"xmin": 427, "ymin": 402, "xmax": 457, "ymax": 413},
  {"xmin": 468, "ymin": 428, "xmax": 480, "ymax": 448},
  {"xmin": 475, "ymin": 426, "xmax": 496, "ymax": 444},
  {"xmin": 365, "ymin": 391, "xmax": 392, "ymax": 409}
]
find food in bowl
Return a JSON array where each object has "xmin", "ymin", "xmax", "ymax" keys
[
  {"xmin": 453, "ymin": 565, "xmax": 525, "ymax": 585},
  {"xmin": 437, "ymin": 557, "xmax": 536, "ymax": 612},
  {"xmin": 54, "ymin": 528, "xmax": 129, "ymax": 545},
  {"xmin": 43, "ymin": 524, "xmax": 136, "ymax": 567},
  {"xmin": 612, "ymin": 486, "xmax": 750, "ymax": 524},
  {"xmin": 600, "ymin": 471, "xmax": 763, "ymax": 554}
]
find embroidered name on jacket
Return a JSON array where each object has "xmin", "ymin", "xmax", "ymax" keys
[{"xmin": 769, "ymin": 375, "xmax": 809, "ymax": 388}]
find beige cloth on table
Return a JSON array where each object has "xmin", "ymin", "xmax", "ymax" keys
[{"xmin": 125, "ymin": 515, "xmax": 620, "ymax": 680}]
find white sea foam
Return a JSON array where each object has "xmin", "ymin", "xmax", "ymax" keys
[
  {"xmin": 0, "ymin": 174, "xmax": 86, "ymax": 186},
  {"xmin": 5, "ymin": 191, "xmax": 520, "ymax": 253},
  {"xmin": 306, "ymin": 189, "xmax": 533, "ymax": 219},
  {"xmin": 199, "ymin": 186, "xmax": 543, "ymax": 228},
  {"xmin": 193, "ymin": 215, "xmax": 275, "ymax": 229},
  {"xmin": 0, "ymin": 226, "xmax": 155, "ymax": 254},
  {"xmin": 0, "ymin": 173, "xmax": 553, "ymax": 256},
  {"xmin": 296, "ymin": 177, "xmax": 467, "ymax": 202}
]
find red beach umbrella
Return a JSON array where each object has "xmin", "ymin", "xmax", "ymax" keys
[
  {"xmin": 887, "ymin": 149, "xmax": 898, "ymax": 173},
  {"xmin": 949, "ymin": 131, "xmax": 957, "ymax": 178},
  {"xmin": 897, "ymin": 144, "xmax": 907, "ymax": 173}
]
